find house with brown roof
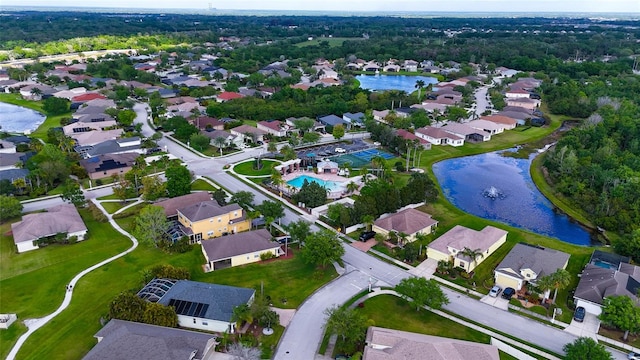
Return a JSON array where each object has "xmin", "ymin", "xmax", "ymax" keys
[
  {"xmin": 506, "ymin": 97, "xmax": 540, "ymax": 111},
  {"xmin": 373, "ymin": 208, "xmax": 438, "ymax": 243},
  {"xmin": 481, "ymin": 115, "xmax": 517, "ymax": 130},
  {"xmin": 201, "ymin": 229, "xmax": 282, "ymax": 272},
  {"xmin": 11, "ymin": 204, "xmax": 88, "ymax": 253},
  {"xmin": 79, "ymin": 152, "xmax": 138, "ymax": 180},
  {"xmin": 177, "ymin": 200, "xmax": 250, "ymax": 242},
  {"xmin": 363, "ymin": 326, "xmax": 499, "ymax": 360},
  {"xmin": 415, "ymin": 127, "xmax": 464, "ymax": 147},
  {"xmin": 395, "ymin": 129, "xmax": 431, "ymax": 149},
  {"xmin": 467, "ymin": 119, "xmax": 505, "ymax": 135},
  {"xmin": 257, "ymin": 120, "xmax": 290, "ymax": 137},
  {"xmin": 441, "ymin": 123, "xmax": 491, "ymax": 142},
  {"xmin": 203, "ymin": 129, "xmax": 243, "ymax": 149},
  {"xmin": 230, "ymin": 125, "xmax": 267, "ymax": 143},
  {"xmin": 193, "ymin": 116, "xmax": 224, "ymax": 132},
  {"xmin": 505, "ymin": 88, "xmax": 531, "ymax": 99},
  {"xmin": 154, "ymin": 192, "xmax": 212, "ymax": 219},
  {"xmin": 427, "ymin": 225, "xmax": 508, "ymax": 272}
]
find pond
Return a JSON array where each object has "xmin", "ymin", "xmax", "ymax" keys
[
  {"xmin": 356, "ymin": 74, "xmax": 439, "ymax": 94},
  {"xmin": 0, "ymin": 102, "xmax": 46, "ymax": 134},
  {"xmin": 432, "ymin": 149, "xmax": 593, "ymax": 246}
]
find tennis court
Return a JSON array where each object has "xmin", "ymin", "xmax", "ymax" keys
[{"xmin": 330, "ymin": 149, "xmax": 396, "ymax": 168}]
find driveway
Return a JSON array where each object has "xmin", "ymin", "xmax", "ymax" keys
[
  {"xmin": 408, "ymin": 258, "xmax": 437, "ymax": 278},
  {"xmin": 564, "ymin": 313, "xmax": 600, "ymax": 340},
  {"xmin": 480, "ymin": 294, "xmax": 510, "ymax": 310}
]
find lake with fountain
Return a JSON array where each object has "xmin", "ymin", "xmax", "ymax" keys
[
  {"xmin": 0, "ymin": 102, "xmax": 46, "ymax": 134},
  {"xmin": 432, "ymin": 149, "xmax": 593, "ymax": 246},
  {"xmin": 356, "ymin": 74, "xmax": 439, "ymax": 93}
]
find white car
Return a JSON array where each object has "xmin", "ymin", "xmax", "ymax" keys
[
  {"xmin": 373, "ymin": 141, "xmax": 381, "ymax": 146},
  {"xmin": 489, "ymin": 285, "xmax": 502, "ymax": 298},
  {"xmin": 334, "ymin": 147, "xmax": 346, "ymax": 153}
]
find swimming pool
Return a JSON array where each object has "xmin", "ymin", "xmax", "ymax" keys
[{"xmin": 286, "ymin": 175, "xmax": 344, "ymax": 192}]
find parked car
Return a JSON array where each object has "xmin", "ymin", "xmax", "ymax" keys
[
  {"xmin": 257, "ymin": 141, "xmax": 264, "ymax": 145},
  {"xmin": 501, "ymin": 287, "xmax": 515, "ymax": 300},
  {"xmin": 276, "ymin": 236, "xmax": 292, "ymax": 244},
  {"xmin": 628, "ymin": 352, "xmax": 640, "ymax": 360},
  {"xmin": 334, "ymin": 147, "xmax": 346, "ymax": 153},
  {"xmin": 573, "ymin": 306, "xmax": 586, "ymax": 323},
  {"xmin": 489, "ymin": 285, "xmax": 502, "ymax": 298},
  {"xmin": 373, "ymin": 141, "xmax": 381, "ymax": 146},
  {"xmin": 359, "ymin": 231, "xmax": 376, "ymax": 242}
]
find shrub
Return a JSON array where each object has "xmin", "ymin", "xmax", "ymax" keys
[{"xmin": 260, "ymin": 252, "xmax": 276, "ymax": 261}]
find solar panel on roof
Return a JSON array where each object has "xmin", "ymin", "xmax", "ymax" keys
[{"xmin": 168, "ymin": 299, "xmax": 209, "ymax": 318}]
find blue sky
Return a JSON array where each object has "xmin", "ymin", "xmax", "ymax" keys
[{"xmin": 2, "ymin": 0, "xmax": 639, "ymax": 13}]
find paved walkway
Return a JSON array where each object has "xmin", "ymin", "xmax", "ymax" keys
[{"xmin": 6, "ymin": 199, "xmax": 140, "ymax": 360}]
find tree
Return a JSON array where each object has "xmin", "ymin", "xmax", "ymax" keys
[
  {"xmin": 459, "ymin": 247, "xmax": 483, "ymax": 270},
  {"xmin": 109, "ymin": 292, "xmax": 146, "ymax": 323},
  {"xmin": 230, "ymin": 191, "xmax": 254, "ymax": 209},
  {"xmin": 232, "ymin": 303, "xmax": 253, "ymax": 327},
  {"xmin": 302, "ymin": 131, "xmax": 321, "ymax": 144},
  {"xmin": 116, "ymin": 109, "xmax": 136, "ymax": 126},
  {"xmin": 346, "ymin": 181, "xmax": 359, "ymax": 194},
  {"xmin": 362, "ymin": 215, "xmax": 374, "ymax": 231},
  {"xmin": 165, "ymin": 165, "xmax": 191, "ymax": 198},
  {"xmin": 415, "ymin": 79, "xmax": 425, "ymax": 101},
  {"xmin": 394, "ymin": 277, "xmax": 449, "ymax": 311},
  {"xmin": 535, "ymin": 274, "xmax": 556, "ymax": 302},
  {"xmin": 300, "ymin": 229, "xmax": 345, "ymax": 268},
  {"xmin": 112, "ymin": 176, "xmax": 131, "ymax": 203},
  {"xmin": 42, "ymin": 97, "xmax": 69, "ymax": 115},
  {"xmin": 285, "ymin": 219, "xmax": 311, "ymax": 246},
  {"xmin": 599, "ymin": 295, "xmax": 640, "ymax": 341},
  {"xmin": 0, "ymin": 195, "xmax": 23, "ymax": 221},
  {"xmin": 0, "ymin": 179, "xmax": 17, "ymax": 196},
  {"xmin": 227, "ymin": 342, "xmax": 261, "ymax": 360},
  {"xmin": 563, "ymin": 337, "xmax": 612, "ymax": 360},
  {"xmin": 142, "ymin": 302, "xmax": 178, "ymax": 327},
  {"xmin": 189, "ymin": 133, "xmax": 210, "ymax": 151},
  {"xmin": 332, "ymin": 124, "xmax": 345, "ymax": 140},
  {"xmin": 293, "ymin": 117, "xmax": 315, "ymax": 133},
  {"xmin": 291, "ymin": 179, "xmax": 327, "ymax": 208},
  {"xmin": 141, "ymin": 175, "xmax": 166, "ymax": 201},
  {"xmin": 256, "ymin": 200, "xmax": 284, "ymax": 225},
  {"xmin": 549, "ymin": 268, "xmax": 571, "ymax": 304},
  {"xmin": 326, "ymin": 203, "xmax": 352, "ymax": 232},
  {"xmin": 134, "ymin": 205, "xmax": 169, "ymax": 246},
  {"xmin": 212, "ymin": 188, "xmax": 227, "ymax": 206},
  {"xmin": 213, "ymin": 136, "xmax": 227, "ymax": 156},
  {"xmin": 61, "ymin": 180, "xmax": 86, "ymax": 206},
  {"xmin": 324, "ymin": 306, "xmax": 368, "ymax": 344},
  {"xmin": 142, "ymin": 264, "xmax": 190, "ymax": 283}
]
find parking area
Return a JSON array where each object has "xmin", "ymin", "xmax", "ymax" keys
[
  {"xmin": 564, "ymin": 313, "xmax": 600, "ymax": 339},
  {"xmin": 296, "ymin": 139, "xmax": 372, "ymax": 159},
  {"xmin": 480, "ymin": 294, "xmax": 510, "ymax": 310}
]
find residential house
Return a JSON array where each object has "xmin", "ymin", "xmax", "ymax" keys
[
  {"xmin": 0, "ymin": 169, "xmax": 30, "ymax": 185},
  {"xmin": 383, "ymin": 64, "xmax": 401, "ymax": 72},
  {"xmin": 395, "ymin": 129, "xmax": 431, "ymax": 149},
  {"xmin": 75, "ymin": 137, "xmax": 144, "ymax": 159},
  {"xmin": 372, "ymin": 110, "xmax": 391, "ymax": 122},
  {"xmin": 497, "ymin": 111, "xmax": 531, "ymax": 126},
  {"xmin": 257, "ymin": 120, "xmax": 290, "ymax": 137},
  {"xmin": 573, "ymin": 251, "xmax": 638, "ymax": 315},
  {"xmin": 229, "ymin": 125, "xmax": 267, "ymax": 143},
  {"xmin": 53, "ymin": 87, "xmax": 87, "ymax": 100},
  {"xmin": 72, "ymin": 93, "xmax": 107, "ymax": 103},
  {"xmin": 317, "ymin": 115, "xmax": 350, "ymax": 130},
  {"xmin": 411, "ymin": 102, "xmax": 448, "ymax": 113},
  {"xmin": 0, "ymin": 152, "xmax": 30, "ymax": 171},
  {"xmin": 76, "ymin": 113, "xmax": 116, "ymax": 124},
  {"xmin": 201, "ymin": 229, "xmax": 282, "ymax": 272},
  {"xmin": 71, "ymin": 129, "xmax": 125, "ymax": 147},
  {"xmin": 83, "ymin": 319, "xmax": 221, "ymax": 360},
  {"xmin": 427, "ymin": 225, "xmax": 508, "ymax": 272},
  {"xmin": 194, "ymin": 116, "xmax": 224, "ymax": 132},
  {"xmin": 363, "ymin": 62, "xmax": 380, "ymax": 72},
  {"xmin": 467, "ymin": 120, "xmax": 505, "ymax": 135},
  {"xmin": 415, "ymin": 127, "xmax": 464, "ymax": 147},
  {"xmin": 481, "ymin": 115, "xmax": 517, "ymax": 130},
  {"xmin": 505, "ymin": 89, "xmax": 531, "ymax": 98},
  {"xmin": 63, "ymin": 119, "xmax": 118, "ymax": 136},
  {"xmin": 79, "ymin": 153, "xmax": 138, "ymax": 180},
  {"xmin": 403, "ymin": 60, "xmax": 419, "ymax": 72},
  {"xmin": 0, "ymin": 140, "xmax": 16, "ymax": 154},
  {"xmin": 203, "ymin": 130, "xmax": 244, "ymax": 149},
  {"xmin": 363, "ymin": 326, "xmax": 499, "ymax": 360},
  {"xmin": 285, "ymin": 117, "xmax": 325, "ymax": 133},
  {"xmin": 343, "ymin": 112, "xmax": 365, "ymax": 127},
  {"xmin": 11, "ymin": 204, "xmax": 88, "ymax": 253},
  {"xmin": 441, "ymin": 123, "xmax": 491, "ymax": 142},
  {"xmin": 373, "ymin": 208, "xmax": 438, "ymax": 243},
  {"xmin": 177, "ymin": 200, "xmax": 250, "ymax": 242},
  {"xmin": 155, "ymin": 192, "xmax": 212, "ymax": 219},
  {"xmin": 494, "ymin": 243, "xmax": 570, "ymax": 294},
  {"xmin": 506, "ymin": 97, "xmax": 540, "ymax": 111},
  {"xmin": 137, "ymin": 279, "xmax": 255, "ymax": 333}
]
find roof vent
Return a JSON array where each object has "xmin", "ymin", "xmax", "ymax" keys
[{"xmin": 189, "ymin": 350, "xmax": 198, "ymax": 360}]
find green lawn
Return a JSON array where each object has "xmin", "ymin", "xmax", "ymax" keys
[
  {"xmin": 100, "ymin": 201, "xmax": 132, "ymax": 214},
  {"xmin": 294, "ymin": 37, "xmax": 365, "ymax": 48},
  {"xmin": 0, "ymin": 93, "xmax": 70, "ymax": 141},
  {"xmin": 233, "ymin": 159, "xmax": 279, "ymax": 176},
  {"xmin": 191, "ymin": 179, "xmax": 216, "ymax": 191},
  {"xmin": 356, "ymin": 295, "xmax": 490, "ymax": 343}
]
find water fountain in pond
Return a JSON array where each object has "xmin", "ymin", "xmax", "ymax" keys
[{"xmin": 483, "ymin": 186, "xmax": 505, "ymax": 200}]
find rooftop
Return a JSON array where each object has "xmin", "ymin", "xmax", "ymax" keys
[
  {"xmin": 495, "ymin": 243, "xmax": 570, "ymax": 281},
  {"xmin": 178, "ymin": 200, "xmax": 242, "ymax": 222},
  {"xmin": 374, "ymin": 208, "xmax": 438, "ymax": 235},
  {"xmin": 428, "ymin": 225, "xmax": 507, "ymax": 261},
  {"xmin": 11, "ymin": 204, "xmax": 87, "ymax": 244},
  {"xmin": 154, "ymin": 192, "xmax": 212, "ymax": 217},
  {"xmin": 201, "ymin": 229, "xmax": 279, "ymax": 262}
]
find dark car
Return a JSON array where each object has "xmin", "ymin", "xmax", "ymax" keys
[
  {"xmin": 359, "ymin": 231, "xmax": 376, "ymax": 242},
  {"xmin": 501, "ymin": 287, "xmax": 515, "ymax": 300},
  {"xmin": 628, "ymin": 352, "xmax": 640, "ymax": 360},
  {"xmin": 573, "ymin": 306, "xmax": 586, "ymax": 323}
]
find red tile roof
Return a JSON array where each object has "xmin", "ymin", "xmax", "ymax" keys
[
  {"xmin": 217, "ymin": 92, "xmax": 244, "ymax": 101},
  {"xmin": 72, "ymin": 93, "xmax": 107, "ymax": 102}
]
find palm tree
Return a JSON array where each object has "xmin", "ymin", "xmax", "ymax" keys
[
  {"xmin": 246, "ymin": 210, "xmax": 260, "ymax": 230},
  {"xmin": 535, "ymin": 274, "xmax": 556, "ymax": 303},
  {"xmin": 346, "ymin": 181, "xmax": 359, "ymax": 194},
  {"xmin": 549, "ymin": 269, "xmax": 571, "ymax": 304},
  {"xmin": 362, "ymin": 214, "xmax": 374, "ymax": 231},
  {"xmin": 270, "ymin": 170, "xmax": 284, "ymax": 190},
  {"xmin": 397, "ymin": 232, "xmax": 409, "ymax": 247},
  {"xmin": 370, "ymin": 155, "xmax": 386, "ymax": 177},
  {"xmin": 30, "ymin": 87, "xmax": 43, "ymax": 100},
  {"xmin": 415, "ymin": 79, "xmax": 425, "ymax": 101},
  {"xmin": 267, "ymin": 142, "xmax": 277, "ymax": 153},
  {"xmin": 213, "ymin": 136, "xmax": 227, "ymax": 156},
  {"xmin": 460, "ymin": 247, "xmax": 484, "ymax": 271}
]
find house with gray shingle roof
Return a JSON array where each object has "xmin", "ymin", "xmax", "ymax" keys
[
  {"xmin": 201, "ymin": 229, "xmax": 282, "ymax": 272},
  {"xmin": 11, "ymin": 204, "xmax": 88, "ymax": 253},
  {"xmin": 74, "ymin": 137, "xmax": 144, "ymax": 159},
  {"xmin": 574, "ymin": 262, "xmax": 640, "ymax": 316},
  {"xmin": 317, "ymin": 114, "xmax": 350, "ymax": 130},
  {"xmin": 494, "ymin": 243, "xmax": 569, "ymax": 292},
  {"xmin": 363, "ymin": 326, "xmax": 499, "ymax": 360},
  {"xmin": 373, "ymin": 208, "xmax": 438, "ymax": 243},
  {"xmin": 154, "ymin": 192, "xmax": 212, "ymax": 219},
  {"xmin": 83, "ymin": 319, "xmax": 221, "ymax": 360},
  {"xmin": 137, "ymin": 279, "xmax": 255, "ymax": 333}
]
